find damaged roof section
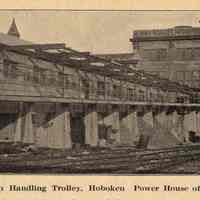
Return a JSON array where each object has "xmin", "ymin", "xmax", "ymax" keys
[{"xmin": 96, "ymin": 52, "xmax": 140, "ymax": 65}]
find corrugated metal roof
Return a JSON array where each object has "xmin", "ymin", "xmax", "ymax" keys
[{"xmin": 0, "ymin": 32, "xmax": 32, "ymax": 46}]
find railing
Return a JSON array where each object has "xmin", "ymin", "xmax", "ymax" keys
[{"xmin": 0, "ymin": 70, "xmax": 199, "ymax": 104}]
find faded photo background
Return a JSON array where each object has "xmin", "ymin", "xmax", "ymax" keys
[{"xmin": 0, "ymin": 11, "xmax": 200, "ymax": 53}]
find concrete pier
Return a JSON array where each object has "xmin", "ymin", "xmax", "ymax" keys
[
  {"xmin": 154, "ymin": 110, "xmax": 166, "ymax": 127},
  {"xmin": 22, "ymin": 109, "xmax": 34, "ymax": 144},
  {"xmin": 47, "ymin": 104, "xmax": 72, "ymax": 149},
  {"xmin": 184, "ymin": 111, "xmax": 196, "ymax": 132},
  {"xmin": 196, "ymin": 111, "xmax": 200, "ymax": 135},
  {"xmin": 35, "ymin": 113, "xmax": 48, "ymax": 148},
  {"xmin": 143, "ymin": 110, "xmax": 153, "ymax": 128},
  {"xmin": 2, "ymin": 101, "xmax": 200, "ymax": 150},
  {"xmin": 14, "ymin": 112, "xmax": 22, "ymax": 143},
  {"xmin": 183, "ymin": 111, "xmax": 198, "ymax": 141},
  {"xmin": 14, "ymin": 104, "xmax": 34, "ymax": 144},
  {"xmin": 34, "ymin": 104, "xmax": 72, "ymax": 149},
  {"xmin": 168, "ymin": 111, "xmax": 182, "ymax": 141},
  {"xmin": 103, "ymin": 109, "xmax": 120, "ymax": 144},
  {"xmin": 84, "ymin": 109, "xmax": 98, "ymax": 147},
  {"xmin": 143, "ymin": 108, "xmax": 182, "ymax": 148},
  {"xmin": 153, "ymin": 110, "xmax": 169, "ymax": 133},
  {"xmin": 120, "ymin": 108, "xmax": 139, "ymax": 145},
  {"xmin": 63, "ymin": 108, "xmax": 72, "ymax": 149}
]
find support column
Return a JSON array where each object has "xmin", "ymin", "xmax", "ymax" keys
[
  {"xmin": 36, "ymin": 127, "xmax": 47, "ymax": 147},
  {"xmin": 63, "ymin": 109, "xmax": 72, "ymax": 149},
  {"xmin": 35, "ymin": 113, "xmax": 48, "ymax": 148},
  {"xmin": 196, "ymin": 111, "xmax": 200, "ymax": 136},
  {"xmin": 143, "ymin": 110, "xmax": 153, "ymax": 128},
  {"xmin": 104, "ymin": 109, "xmax": 120, "ymax": 144},
  {"xmin": 133, "ymin": 111, "xmax": 139, "ymax": 142},
  {"xmin": 184, "ymin": 111, "xmax": 197, "ymax": 132},
  {"xmin": 154, "ymin": 108, "xmax": 172, "ymax": 129},
  {"xmin": 14, "ymin": 112, "xmax": 22, "ymax": 143},
  {"xmin": 154, "ymin": 110, "xmax": 166, "ymax": 127},
  {"xmin": 120, "ymin": 108, "xmax": 139, "ymax": 145},
  {"xmin": 136, "ymin": 108, "xmax": 154, "ymax": 148},
  {"xmin": 84, "ymin": 106, "xmax": 98, "ymax": 147},
  {"xmin": 112, "ymin": 111, "xmax": 120, "ymax": 143},
  {"xmin": 47, "ymin": 104, "xmax": 72, "ymax": 149},
  {"xmin": 183, "ymin": 111, "xmax": 198, "ymax": 141},
  {"xmin": 165, "ymin": 111, "xmax": 174, "ymax": 133},
  {"xmin": 168, "ymin": 110, "xmax": 181, "ymax": 141},
  {"xmin": 153, "ymin": 109, "xmax": 168, "ymax": 132},
  {"xmin": 14, "ymin": 103, "xmax": 35, "ymax": 144},
  {"xmin": 150, "ymin": 109, "xmax": 183, "ymax": 147},
  {"xmin": 22, "ymin": 105, "xmax": 34, "ymax": 144},
  {"xmin": 159, "ymin": 108, "xmax": 187, "ymax": 143},
  {"xmin": 0, "ymin": 57, "xmax": 4, "ymax": 79}
]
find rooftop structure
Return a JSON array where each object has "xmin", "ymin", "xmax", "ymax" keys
[
  {"xmin": 131, "ymin": 26, "xmax": 200, "ymax": 42},
  {"xmin": 7, "ymin": 18, "xmax": 20, "ymax": 38},
  {"xmin": 95, "ymin": 52, "xmax": 140, "ymax": 72},
  {"xmin": 130, "ymin": 26, "xmax": 200, "ymax": 89}
]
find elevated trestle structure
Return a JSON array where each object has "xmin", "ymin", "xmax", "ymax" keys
[
  {"xmin": 0, "ymin": 40, "xmax": 199, "ymax": 150},
  {"xmin": 0, "ymin": 20, "xmax": 200, "ymax": 150}
]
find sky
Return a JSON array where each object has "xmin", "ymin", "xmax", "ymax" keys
[{"xmin": 0, "ymin": 11, "xmax": 200, "ymax": 54}]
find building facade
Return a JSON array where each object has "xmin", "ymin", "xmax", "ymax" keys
[{"xmin": 130, "ymin": 26, "xmax": 200, "ymax": 88}]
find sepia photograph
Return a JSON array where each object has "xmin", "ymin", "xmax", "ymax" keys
[{"xmin": 0, "ymin": 10, "xmax": 199, "ymax": 174}]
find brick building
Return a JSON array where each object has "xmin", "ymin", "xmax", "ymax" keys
[{"xmin": 130, "ymin": 26, "xmax": 200, "ymax": 88}]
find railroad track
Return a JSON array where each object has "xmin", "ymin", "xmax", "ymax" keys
[{"xmin": 0, "ymin": 144, "xmax": 200, "ymax": 173}]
